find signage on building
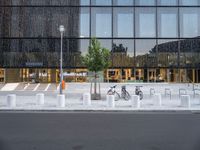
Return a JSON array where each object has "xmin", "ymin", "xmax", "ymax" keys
[{"xmin": 25, "ymin": 62, "xmax": 43, "ymax": 67}]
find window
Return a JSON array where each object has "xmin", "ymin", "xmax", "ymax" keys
[
  {"xmin": 180, "ymin": 0, "xmax": 199, "ymax": 6},
  {"xmin": 113, "ymin": 0, "xmax": 133, "ymax": 5},
  {"xmin": 158, "ymin": 0, "xmax": 177, "ymax": 5},
  {"xmin": 113, "ymin": 8, "xmax": 134, "ymax": 37},
  {"xmin": 80, "ymin": 8, "xmax": 90, "ymax": 38},
  {"xmin": 136, "ymin": 8, "xmax": 156, "ymax": 37},
  {"xmin": 180, "ymin": 8, "xmax": 200, "ymax": 38},
  {"xmin": 135, "ymin": 0, "xmax": 155, "ymax": 6},
  {"xmin": 91, "ymin": 8, "xmax": 112, "ymax": 37},
  {"xmin": 158, "ymin": 8, "xmax": 178, "ymax": 38},
  {"xmin": 91, "ymin": 0, "xmax": 112, "ymax": 5}
]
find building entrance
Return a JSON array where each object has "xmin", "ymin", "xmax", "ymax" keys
[
  {"xmin": 21, "ymin": 69, "xmax": 51, "ymax": 83},
  {"xmin": 0, "ymin": 69, "xmax": 5, "ymax": 83}
]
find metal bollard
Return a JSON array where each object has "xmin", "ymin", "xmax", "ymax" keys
[
  {"xmin": 180, "ymin": 95, "xmax": 190, "ymax": 108},
  {"xmin": 106, "ymin": 95, "xmax": 115, "ymax": 108},
  {"xmin": 7, "ymin": 94, "xmax": 16, "ymax": 108},
  {"xmin": 83, "ymin": 93, "xmax": 91, "ymax": 106},
  {"xmin": 131, "ymin": 95, "xmax": 140, "ymax": 108},
  {"xmin": 153, "ymin": 93, "xmax": 162, "ymax": 106},
  {"xmin": 57, "ymin": 94, "xmax": 65, "ymax": 108},
  {"xmin": 36, "ymin": 93, "xmax": 45, "ymax": 105}
]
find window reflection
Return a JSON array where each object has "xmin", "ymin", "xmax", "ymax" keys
[
  {"xmin": 180, "ymin": 0, "xmax": 199, "ymax": 6},
  {"xmin": 158, "ymin": 0, "xmax": 177, "ymax": 5},
  {"xmin": 112, "ymin": 40, "xmax": 134, "ymax": 67},
  {"xmin": 91, "ymin": 8, "xmax": 112, "ymax": 37},
  {"xmin": 91, "ymin": 0, "xmax": 112, "ymax": 5},
  {"xmin": 80, "ymin": 8, "xmax": 90, "ymax": 38},
  {"xmin": 113, "ymin": 0, "xmax": 133, "ymax": 5},
  {"xmin": 135, "ymin": 0, "xmax": 155, "ymax": 6},
  {"xmin": 157, "ymin": 39, "xmax": 178, "ymax": 67},
  {"xmin": 113, "ymin": 8, "xmax": 134, "ymax": 38},
  {"xmin": 136, "ymin": 8, "xmax": 156, "ymax": 38},
  {"xmin": 135, "ymin": 40, "xmax": 156, "ymax": 67},
  {"xmin": 158, "ymin": 8, "xmax": 178, "ymax": 38},
  {"xmin": 180, "ymin": 8, "xmax": 200, "ymax": 38}
]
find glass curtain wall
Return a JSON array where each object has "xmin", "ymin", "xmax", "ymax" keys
[{"xmin": 0, "ymin": 0, "xmax": 200, "ymax": 83}]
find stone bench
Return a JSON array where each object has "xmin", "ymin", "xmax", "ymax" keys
[
  {"xmin": 36, "ymin": 93, "xmax": 45, "ymax": 105},
  {"xmin": 179, "ymin": 88, "xmax": 187, "ymax": 98},
  {"xmin": 180, "ymin": 95, "xmax": 191, "ymax": 108},
  {"xmin": 57, "ymin": 94, "xmax": 65, "ymax": 108},
  {"xmin": 7, "ymin": 94, "xmax": 16, "ymax": 108},
  {"xmin": 165, "ymin": 88, "xmax": 172, "ymax": 100},
  {"xmin": 107, "ymin": 95, "xmax": 115, "ymax": 108},
  {"xmin": 193, "ymin": 89, "xmax": 200, "ymax": 98},
  {"xmin": 83, "ymin": 93, "xmax": 91, "ymax": 106},
  {"xmin": 153, "ymin": 93, "xmax": 162, "ymax": 106},
  {"xmin": 131, "ymin": 95, "xmax": 140, "ymax": 108},
  {"xmin": 150, "ymin": 88, "xmax": 155, "ymax": 97}
]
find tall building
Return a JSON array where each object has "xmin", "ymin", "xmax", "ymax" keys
[{"xmin": 0, "ymin": 0, "xmax": 200, "ymax": 83}]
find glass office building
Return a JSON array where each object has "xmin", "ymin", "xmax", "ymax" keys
[{"xmin": 0, "ymin": 0, "xmax": 200, "ymax": 83}]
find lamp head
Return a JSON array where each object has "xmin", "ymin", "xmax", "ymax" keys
[{"xmin": 59, "ymin": 25, "xmax": 65, "ymax": 33}]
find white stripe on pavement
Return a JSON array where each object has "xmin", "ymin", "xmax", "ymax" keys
[
  {"xmin": 33, "ymin": 83, "xmax": 40, "ymax": 91},
  {"xmin": 44, "ymin": 83, "xmax": 51, "ymax": 91},
  {"xmin": 23, "ymin": 83, "xmax": 30, "ymax": 91}
]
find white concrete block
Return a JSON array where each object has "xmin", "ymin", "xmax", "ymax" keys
[
  {"xmin": 83, "ymin": 93, "xmax": 91, "ymax": 106},
  {"xmin": 131, "ymin": 95, "xmax": 140, "ymax": 108},
  {"xmin": 7, "ymin": 94, "xmax": 16, "ymax": 108},
  {"xmin": 106, "ymin": 95, "xmax": 115, "ymax": 108},
  {"xmin": 180, "ymin": 95, "xmax": 190, "ymax": 108},
  {"xmin": 57, "ymin": 94, "xmax": 65, "ymax": 108},
  {"xmin": 153, "ymin": 93, "xmax": 162, "ymax": 106},
  {"xmin": 36, "ymin": 93, "xmax": 45, "ymax": 105}
]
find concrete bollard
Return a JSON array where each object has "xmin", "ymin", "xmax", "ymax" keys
[
  {"xmin": 7, "ymin": 94, "xmax": 16, "ymax": 108},
  {"xmin": 153, "ymin": 93, "xmax": 162, "ymax": 106},
  {"xmin": 131, "ymin": 95, "xmax": 140, "ymax": 108},
  {"xmin": 106, "ymin": 95, "xmax": 115, "ymax": 108},
  {"xmin": 180, "ymin": 95, "xmax": 191, "ymax": 108},
  {"xmin": 36, "ymin": 93, "xmax": 45, "ymax": 105},
  {"xmin": 83, "ymin": 93, "xmax": 91, "ymax": 106},
  {"xmin": 57, "ymin": 94, "xmax": 65, "ymax": 108}
]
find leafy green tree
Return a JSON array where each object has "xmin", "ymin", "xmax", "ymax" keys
[{"xmin": 83, "ymin": 38, "xmax": 110, "ymax": 99}]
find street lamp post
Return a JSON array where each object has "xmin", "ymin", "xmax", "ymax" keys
[{"xmin": 59, "ymin": 25, "xmax": 65, "ymax": 94}]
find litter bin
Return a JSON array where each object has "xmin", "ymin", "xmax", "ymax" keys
[{"xmin": 62, "ymin": 80, "xmax": 65, "ymax": 90}]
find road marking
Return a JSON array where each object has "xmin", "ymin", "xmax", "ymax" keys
[
  {"xmin": 23, "ymin": 83, "xmax": 30, "ymax": 91},
  {"xmin": 33, "ymin": 83, "xmax": 40, "ymax": 91},
  {"xmin": 57, "ymin": 84, "xmax": 60, "ymax": 91},
  {"xmin": 1, "ymin": 83, "xmax": 19, "ymax": 91},
  {"xmin": 44, "ymin": 83, "xmax": 51, "ymax": 91}
]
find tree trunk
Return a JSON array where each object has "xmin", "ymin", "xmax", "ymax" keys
[{"xmin": 94, "ymin": 72, "xmax": 97, "ymax": 95}]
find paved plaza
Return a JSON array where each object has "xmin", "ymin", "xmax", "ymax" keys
[{"xmin": 0, "ymin": 83, "xmax": 200, "ymax": 111}]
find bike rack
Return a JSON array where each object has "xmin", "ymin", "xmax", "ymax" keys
[{"xmin": 150, "ymin": 88, "xmax": 155, "ymax": 97}]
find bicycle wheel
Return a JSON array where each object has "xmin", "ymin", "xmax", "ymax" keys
[
  {"xmin": 114, "ymin": 92, "xmax": 120, "ymax": 101},
  {"xmin": 124, "ymin": 91, "xmax": 131, "ymax": 100},
  {"xmin": 107, "ymin": 89, "xmax": 112, "ymax": 95}
]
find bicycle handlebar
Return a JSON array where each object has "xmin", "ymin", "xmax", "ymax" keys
[{"xmin": 110, "ymin": 85, "xmax": 117, "ymax": 89}]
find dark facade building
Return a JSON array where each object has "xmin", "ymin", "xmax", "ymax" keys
[{"xmin": 0, "ymin": 0, "xmax": 200, "ymax": 83}]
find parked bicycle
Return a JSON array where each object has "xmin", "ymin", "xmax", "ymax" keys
[
  {"xmin": 107, "ymin": 85, "xmax": 120, "ymax": 101},
  {"xmin": 107, "ymin": 85, "xmax": 131, "ymax": 101},
  {"xmin": 121, "ymin": 86, "xmax": 131, "ymax": 100},
  {"xmin": 135, "ymin": 86, "xmax": 143, "ymax": 100}
]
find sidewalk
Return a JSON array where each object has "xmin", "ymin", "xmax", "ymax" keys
[{"xmin": 0, "ymin": 83, "xmax": 200, "ymax": 111}]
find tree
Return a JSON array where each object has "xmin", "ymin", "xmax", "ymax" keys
[{"xmin": 82, "ymin": 38, "xmax": 111, "ymax": 100}]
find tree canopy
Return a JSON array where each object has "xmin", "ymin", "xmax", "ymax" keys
[{"xmin": 83, "ymin": 38, "xmax": 110, "ymax": 73}]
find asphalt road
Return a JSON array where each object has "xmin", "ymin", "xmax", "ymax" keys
[{"xmin": 0, "ymin": 111, "xmax": 200, "ymax": 150}]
